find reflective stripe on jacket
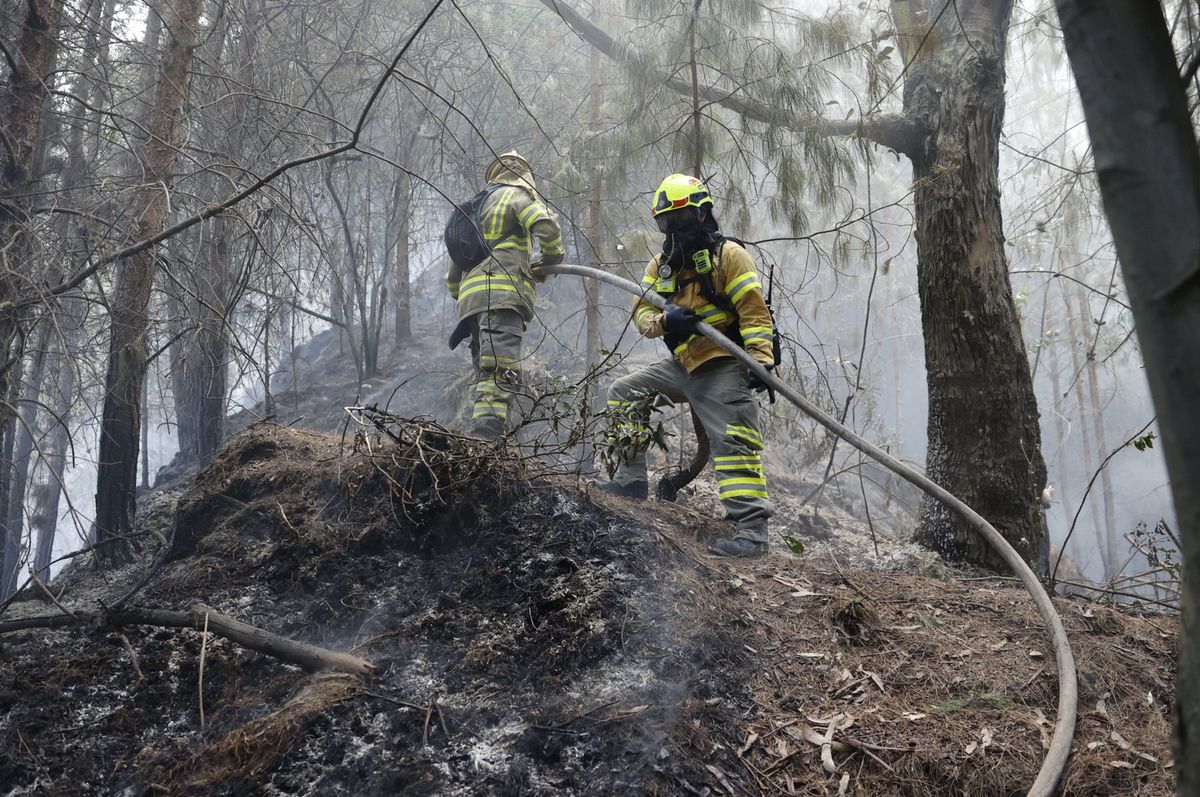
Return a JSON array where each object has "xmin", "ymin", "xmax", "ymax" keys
[
  {"xmin": 445, "ymin": 183, "xmax": 563, "ymax": 321},
  {"xmin": 632, "ymin": 240, "xmax": 774, "ymax": 373}
]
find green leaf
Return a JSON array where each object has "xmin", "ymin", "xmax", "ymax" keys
[
  {"xmin": 1132, "ymin": 432, "xmax": 1156, "ymax": 452},
  {"xmin": 781, "ymin": 535, "xmax": 806, "ymax": 555}
]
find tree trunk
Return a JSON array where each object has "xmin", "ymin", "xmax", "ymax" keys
[
  {"xmin": 195, "ymin": 215, "xmax": 230, "ymax": 464},
  {"xmin": 585, "ymin": 47, "xmax": 603, "ymax": 374},
  {"xmin": 906, "ymin": 0, "xmax": 1047, "ymax": 570},
  {"xmin": 1062, "ymin": 281, "xmax": 1108, "ymax": 575},
  {"xmin": 94, "ymin": 0, "xmax": 203, "ymax": 564},
  {"xmin": 167, "ymin": 289, "xmax": 200, "ymax": 460},
  {"xmin": 0, "ymin": 0, "xmax": 62, "ymax": 514},
  {"xmin": 389, "ymin": 172, "xmax": 412, "ymax": 344},
  {"xmin": 1073, "ymin": 281, "xmax": 1119, "ymax": 576},
  {"xmin": 32, "ymin": 332, "xmax": 75, "ymax": 580},
  {"xmin": 1, "ymin": 322, "xmax": 52, "ymax": 599},
  {"xmin": 141, "ymin": 369, "xmax": 151, "ymax": 490},
  {"xmin": 0, "ymin": 357, "xmax": 23, "ymax": 598},
  {"xmin": 323, "ymin": 164, "xmax": 367, "ymax": 381},
  {"xmin": 1052, "ymin": 3, "xmax": 1200, "ymax": 792},
  {"xmin": 1045, "ymin": 331, "xmax": 1079, "ymax": 565}
]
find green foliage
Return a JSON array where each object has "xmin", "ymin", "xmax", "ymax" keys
[
  {"xmin": 1131, "ymin": 431, "xmax": 1156, "ymax": 452},
  {"xmin": 781, "ymin": 535, "xmax": 806, "ymax": 555},
  {"xmin": 572, "ymin": 0, "xmax": 886, "ymax": 237},
  {"xmin": 596, "ymin": 390, "xmax": 674, "ymax": 478}
]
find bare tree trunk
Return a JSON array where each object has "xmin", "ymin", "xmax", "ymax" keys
[
  {"xmin": 2, "ymin": 323, "xmax": 52, "ymax": 599},
  {"xmin": 585, "ymin": 48, "xmax": 603, "ymax": 373},
  {"xmin": 0, "ymin": 0, "xmax": 62, "ymax": 588},
  {"xmin": 140, "ymin": 370, "xmax": 151, "ymax": 490},
  {"xmin": 907, "ymin": 0, "xmax": 1047, "ymax": 570},
  {"xmin": 1073, "ymin": 282, "xmax": 1119, "ymax": 575},
  {"xmin": 0, "ymin": 356, "xmax": 23, "ymax": 598},
  {"xmin": 32, "ymin": 333, "xmax": 75, "ymax": 580},
  {"xmin": 1063, "ymin": 282, "xmax": 1109, "ymax": 576},
  {"xmin": 389, "ymin": 171, "xmax": 412, "ymax": 344},
  {"xmin": 194, "ymin": 214, "xmax": 230, "ymax": 463},
  {"xmin": 1046, "ymin": 334, "xmax": 1079, "ymax": 564},
  {"xmin": 94, "ymin": 0, "xmax": 203, "ymax": 564},
  {"xmin": 1052, "ymin": 3, "xmax": 1200, "ymax": 791},
  {"xmin": 167, "ymin": 288, "xmax": 199, "ymax": 460},
  {"xmin": 574, "ymin": 47, "xmax": 606, "ymax": 475},
  {"xmin": 262, "ymin": 308, "xmax": 275, "ymax": 417},
  {"xmin": 688, "ymin": 0, "xmax": 703, "ymax": 179},
  {"xmin": 323, "ymin": 164, "xmax": 368, "ymax": 381}
]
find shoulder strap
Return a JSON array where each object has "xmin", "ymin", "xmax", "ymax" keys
[{"xmin": 704, "ymin": 239, "xmax": 738, "ymax": 314}]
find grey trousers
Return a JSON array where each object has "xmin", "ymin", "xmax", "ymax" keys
[
  {"xmin": 469, "ymin": 308, "xmax": 525, "ymax": 439},
  {"xmin": 606, "ymin": 357, "xmax": 773, "ymax": 542}
]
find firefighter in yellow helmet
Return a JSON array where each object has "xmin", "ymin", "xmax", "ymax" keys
[
  {"xmin": 444, "ymin": 151, "xmax": 564, "ymax": 438},
  {"xmin": 600, "ymin": 174, "xmax": 776, "ymax": 557}
]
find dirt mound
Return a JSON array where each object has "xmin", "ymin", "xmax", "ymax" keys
[
  {"xmin": 0, "ymin": 421, "xmax": 750, "ymax": 795},
  {"xmin": 0, "ymin": 420, "xmax": 1177, "ymax": 796}
]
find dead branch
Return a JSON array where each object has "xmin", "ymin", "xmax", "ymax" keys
[
  {"xmin": 0, "ymin": 603, "xmax": 374, "ymax": 678},
  {"xmin": 0, "ymin": 0, "xmax": 447, "ymax": 318}
]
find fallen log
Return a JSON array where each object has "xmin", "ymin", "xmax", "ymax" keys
[{"xmin": 0, "ymin": 603, "xmax": 374, "ymax": 679}]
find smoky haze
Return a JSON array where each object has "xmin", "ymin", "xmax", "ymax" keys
[{"xmin": 7, "ymin": 0, "xmax": 1176, "ymax": 596}]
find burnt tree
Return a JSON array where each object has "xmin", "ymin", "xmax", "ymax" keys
[
  {"xmin": 1053, "ymin": 1, "xmax": 1200, "ymax": 792},
  {"xmin": 94, "ymin": 0, "xmax": 203, "ymax": 562},
  {"xmin": 0, "ymin": 0, "xmax": 62, "ymax": 587},
  {"xmin": 543, "ymin": 0, "xmax": 1046, "ymax": 570}
]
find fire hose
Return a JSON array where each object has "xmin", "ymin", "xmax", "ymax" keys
[{"xmin": 539, "ymin": 262, "xmax": 1077, "ymax": 797}]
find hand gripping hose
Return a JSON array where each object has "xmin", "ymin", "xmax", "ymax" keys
[{"xmin": 540, "ymin": 263, "xmax": 1077, "ymax": 797}]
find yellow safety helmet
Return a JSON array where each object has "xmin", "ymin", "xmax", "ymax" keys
[
  {"xmin": 484, "ymin": 150, "xmax": 537, "ymax": 195},
  {"xmin": 650, "ymin": 174, "xmax": 713, "ymax": 223}
]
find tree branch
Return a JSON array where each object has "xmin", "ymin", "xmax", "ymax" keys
[
  {"xmin": 0, "ymin": 602, "xmax": 374, "ymax": 677},
  {"xmin": 538, "ymin": 0, "xmax": 926, "ymax": 157},
  {"xmin": 0, "ymin": 0, "xmax": 445, "ymax": 317}
]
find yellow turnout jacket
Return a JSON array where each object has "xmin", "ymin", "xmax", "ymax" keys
[
  {"xmin": 633, "ymin": 240, "xmax": 774, "ymax": 373},
  {"xmin": 445, "ymin": 182, "xmax": 563, "ymax": 322}
]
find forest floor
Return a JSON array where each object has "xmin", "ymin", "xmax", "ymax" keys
[{"xmin": 0, "ymin": 417, "xmax": 1177, "ymax": 796}]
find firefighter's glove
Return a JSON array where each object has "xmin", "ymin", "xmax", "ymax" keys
[
  {"xmin": 448, "ymin": 317, "xmax": 474, "ymax": 351},
  {"xmin": 662, "ymin": 304, "xmax": 700, "ymax": 338},
  {"xmin": 747, "ymin": 364, "xmax": 776, "ymax": 403}
]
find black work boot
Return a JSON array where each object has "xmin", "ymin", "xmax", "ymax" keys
[
  {"xmin": 709, "ymin": 537, "xmax": 767, "ymax": 558},
  {"xmin": 597, "ymin": 480, "xmax": 649, "ymax": 500}
]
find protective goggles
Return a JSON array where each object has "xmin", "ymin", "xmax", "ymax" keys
[{"xmin": 655, "ymin": 208, "xmax": 698, "ymax": 234}]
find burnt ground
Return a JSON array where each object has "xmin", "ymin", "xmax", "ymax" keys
[{"xmin": 0, "ymin": 421, "xmax": 1177, "ymax": 796}]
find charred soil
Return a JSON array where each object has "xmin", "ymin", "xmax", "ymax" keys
[{"xmin": 0, "ymin": 421, "xmax": 1177, "ymax": 795}]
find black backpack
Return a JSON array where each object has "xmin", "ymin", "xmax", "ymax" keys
[{"xmin": 444, "ymin": 185, "xmax": 503, "ymax": 269}]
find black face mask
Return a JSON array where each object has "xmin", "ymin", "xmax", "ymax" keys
[{"xmin": 659, "ymin": 208, "xmax": 721, "ymax": 276}]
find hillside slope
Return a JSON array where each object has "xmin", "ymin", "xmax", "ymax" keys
[{"xmin": 0, "ymin": 419, "xmax": 1176, "ymax": 795}]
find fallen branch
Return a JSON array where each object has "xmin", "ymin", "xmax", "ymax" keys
[{"xmin": 0, "ymin": 603, "xmax": 374, "ymax": 678}]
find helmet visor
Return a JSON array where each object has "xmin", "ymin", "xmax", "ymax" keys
[{"xmin": 655, "ymin": 207, "xmax": 698, "ymax": 234}]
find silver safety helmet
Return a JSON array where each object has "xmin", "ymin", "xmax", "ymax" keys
[{"xmin": 484, "ymin": 150, "xmax": 538, "ymax": 196}]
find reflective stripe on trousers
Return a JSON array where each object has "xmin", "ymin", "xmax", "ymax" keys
[
  {"xmin": 604, "ymin": 357, "xmax": 773, "ymax": 541},
  {"xmin": 469, "ymin": 308, "xmax": 525, "ymax": 439}
]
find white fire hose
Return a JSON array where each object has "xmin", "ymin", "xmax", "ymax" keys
[{"xmin": 539, "ymin": 262, "xmax": 1077, "ymax": 797}]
